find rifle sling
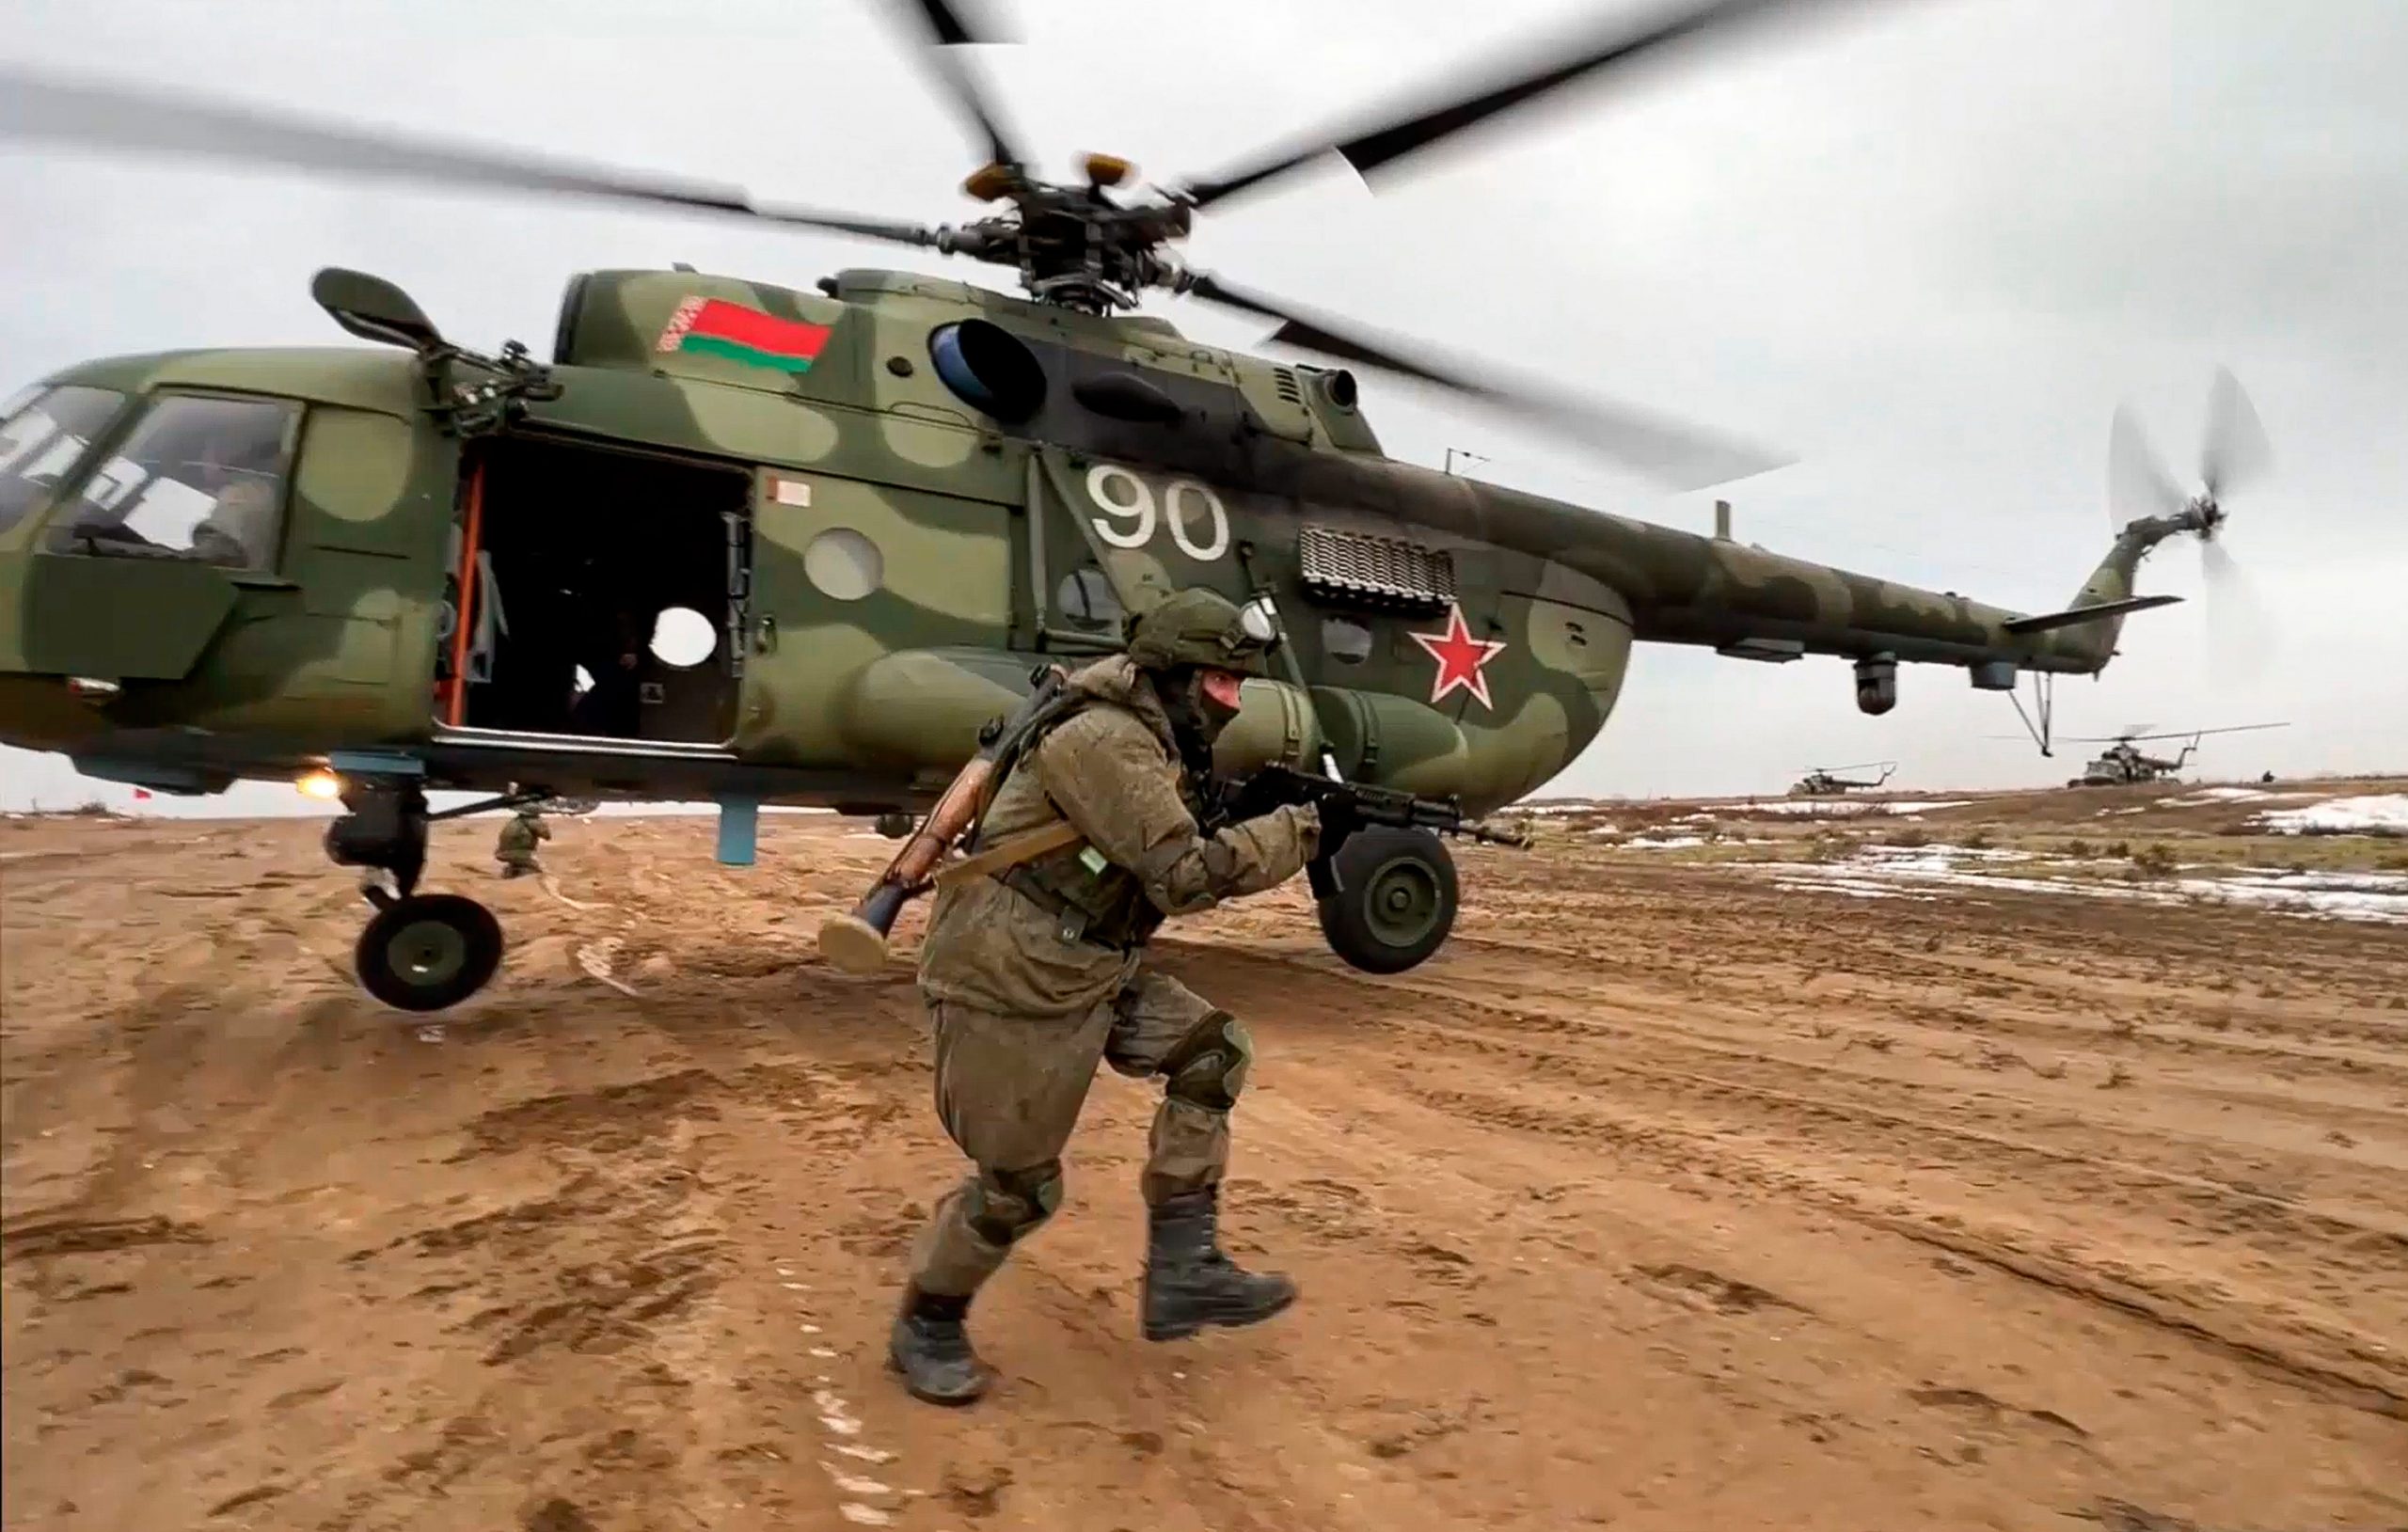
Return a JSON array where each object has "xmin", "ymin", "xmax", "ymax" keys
[{"xmin": 932, "ymin": 819, "xmax": 1088, "ymax": 890}]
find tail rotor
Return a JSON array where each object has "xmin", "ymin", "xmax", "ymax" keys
[{"xmin": 2107, "ymin": 368, "xmax": 2273, "ymax": 685}]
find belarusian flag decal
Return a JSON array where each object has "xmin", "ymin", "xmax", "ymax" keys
[{"xmin": 657, "ymin": 296, "xmax": 833, "ymax": 372}]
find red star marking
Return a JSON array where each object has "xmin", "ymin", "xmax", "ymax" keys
[{"xmin": 1410, "ymin": 605, "xmax": 1509, "ymax": 711}]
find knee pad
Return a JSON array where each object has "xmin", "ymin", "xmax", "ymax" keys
[
  {"xmin": 1162, "ymin": 1010, "xmax": 1252, "ymax": 1113},
  {"xmin": 965, "ymin": 1159, "xmax": 1063, "ymax": 1248}
]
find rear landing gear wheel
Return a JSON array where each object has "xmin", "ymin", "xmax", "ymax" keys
[
  {"xmin": 1314, "ymin": 826, "xmax": 1458, "ymax": 975},
  {"xmin": 356, "ymin": 893, "xmax": 504, "ymax": 1013}
]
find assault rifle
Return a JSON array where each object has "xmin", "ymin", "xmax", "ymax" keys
[{"xmin": 1207, "ymin": 764, "xmax": 1529, "ymax": 893}]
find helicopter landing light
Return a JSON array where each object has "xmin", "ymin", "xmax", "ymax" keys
[
  {"xmin": 297, "ymin": 768, "xmax": 344, "ymax": 801},
  {"xmin": 1082, "ymin": 152, "xmax": 1133, "ymax": 187}
]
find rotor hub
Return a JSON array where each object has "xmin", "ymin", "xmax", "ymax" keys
[{"xmin": 938, "ymin": 165, "xmax": 1196, "ymax": 313}]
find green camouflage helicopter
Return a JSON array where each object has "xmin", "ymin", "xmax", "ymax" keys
[
  {"xmin": 0, "ymin": 0, "xmax": 2224, "ymax": 1011},
  {"xmin": 2061, "ymin": 723, "xmax": 2289, "ymax": 789},
  {"xmin": 1788, "ymin": 761, "xmax": 1895, "ymax": 797}
]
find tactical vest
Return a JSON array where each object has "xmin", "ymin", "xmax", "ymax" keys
[{"xmin": 973, "ymin": 695, "xmax": 1200, "ymax": 952}]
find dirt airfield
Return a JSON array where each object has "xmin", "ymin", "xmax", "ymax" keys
[{"xmin": 4, "ymin": 782, "xmax": 2406, "ymax": 1532}]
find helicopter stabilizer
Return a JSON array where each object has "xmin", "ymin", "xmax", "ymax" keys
[{"xmin": 2001, "ymin": 592, "xmax": 2182, "ymax": 636}]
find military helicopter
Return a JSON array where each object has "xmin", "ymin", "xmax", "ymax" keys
[
  {"xmin": 2060, "ymin": 723, "xmax": 2289, "ymax": 789},
  {"xmin": 0, "ymin": 0, "xmax": 2219, "ymax": 1013},
  {"xmin": 1788, "ymin": 761, "xmax": 1896, "ymax": 797}
]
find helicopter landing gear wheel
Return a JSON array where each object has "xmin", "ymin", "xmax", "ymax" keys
[
  {"xmin": 355, "ymin": 893, "xmax": 504, "ymax": 1013},
  {"xmin": 1314, "ymin": 826, "xmax": 1458, "ymax": 975}
]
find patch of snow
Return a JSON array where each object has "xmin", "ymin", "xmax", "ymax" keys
[
  {"xmin": 1857, "ymin": 844, "xmax": 2034, "ymax": 869},
  {"xmin": 1729, "ymin": 800, "xmax": 1879, "ymax": 816},
  {"xmin": 1582, "ymin": 823, "xmax": 1622, "ymax": 836},
  {"xmin": 1623, "ymin": 835, "xmax": 1706, "ymax": 849},
  {"xmin": 1770, "ymin": 876, "xmax": 1928, "ymax": 901},
  {"xmin": 2175, "ymin": 872, "xmax": 2408, "ymax": 920},
  {"xmin": 1724, "ymin": 798, "xmax": 1972, "ymax": 818},
  {"xmin": 2248, "ymin": 868, "xmax": 2408, "ymax": 892},
  {"xmin": 2255, "ymin": 795, "xmax": 2408, "ymax": 837},
  {"xmin": 1759, "ymin": 847, "xmax": 2406, "ymax": 924}
]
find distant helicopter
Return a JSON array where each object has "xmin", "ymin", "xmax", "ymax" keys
[
  {"xmin": 2060, "ymin": 724, "xmax": 2288, "ymax": 788},
  {"xmin": 1788, "ymin": 761, "xmax": 1896, "ymax": 797}
]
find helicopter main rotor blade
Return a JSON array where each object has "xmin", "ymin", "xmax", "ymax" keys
[
  {"xmin": 2106, "ymin": 403, "xmax": 2188, "ymax": 527},
  {"xmin": 1176, "ymin": 0, "xmax": 1893, "ymax": 210},
  {"xmin": 895, "ymin": 0, "xmax": 1032, "ymax": 171},
  {"xmin": 2067, "ymin": 724, "xmax": 2285, "ymax": 745},
  {"xmin": 1182, "ymin": 271, "xmax": 1789, "ymax": 490},
  {"xmin": 0, "ymin": 66, "xmax": 943, "ymax": 248},
  {"xmin": 2199, "ymin": 366, "xmax": 2271, "ymax": 500}
]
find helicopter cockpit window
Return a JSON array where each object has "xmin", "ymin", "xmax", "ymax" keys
[
  {"xmin": 1056, "ymin": 565, "xmax": 1123, "ymax": 631},
  {"xmin": 51, "ymin": 394, "xmax": 298, "ymax": 570},
  {"xmin": 0, "ymin": 385, "xmax": 126, "ymax": 536}
]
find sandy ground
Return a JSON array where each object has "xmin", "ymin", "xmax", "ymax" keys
[{"xmin": 3, "ymin": 793, "xmax": 2405, "ymax": 1532}]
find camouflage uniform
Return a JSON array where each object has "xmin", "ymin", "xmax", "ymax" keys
[
  {"xmin": 889, "ymin": 590, "xmax": 1323, "ymax": 1407},
  {"xmin": 495, "ymin": 808, "xmax": 548, "ymax": 877}
]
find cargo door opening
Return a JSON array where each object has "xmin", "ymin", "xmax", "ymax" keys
[{"xmin": 441, "ymin": 436, "xmax": 750, "ymax": 746}]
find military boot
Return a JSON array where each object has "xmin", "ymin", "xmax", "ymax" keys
[
  {"xmin": 886, "ymin": 1286, "xmax": 993, "ymax": 1406},
  {"xmin": 1140, "ymin": 1187, "xmax": 1297, "ymax": 1342}
]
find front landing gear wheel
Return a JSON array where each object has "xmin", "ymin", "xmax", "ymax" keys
[
  {"xmin": 356, "ymin": 894, "xmax": 504, "ymax": 1013},
  {"xmin": 1314, "ymin": 826, "xmax": 1458, "ymax": 975}
]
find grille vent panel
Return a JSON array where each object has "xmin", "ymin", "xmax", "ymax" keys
[{"xmin": 1298, "ymin": 524, "xmax": 1456, "ymax": 614}]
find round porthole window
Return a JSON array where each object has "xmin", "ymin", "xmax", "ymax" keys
[
  {"xmin": 650, "ymin": 607, "xmax": 719, "ymax": 668},
  {"xmin": 1056, "ymin": 566, "xmax": 1123, "ymax": 631},
  {"xmin": 804, "ymin": 527, "xmax": 884, "ymax": 602},
  {"xmin": 1323, "ymin": 617, "xmax": 1373, "ymax": 664},
  {"xmin": 927, "ymin": 319, "xmax": 1048, "ymax": 423}
]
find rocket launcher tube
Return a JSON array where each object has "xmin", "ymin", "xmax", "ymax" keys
[{"xmin": 816, "ymin": 663, "xmax": 1072, "ymax": 973}]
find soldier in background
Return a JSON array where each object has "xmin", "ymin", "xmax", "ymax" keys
[
  {"xmin": 888, "ymin": 589, "xmax": 1339, "ymax": 1407},
  {"xmin": 494, "ymin": 805, "xmax": 549, "ymax": 878}
]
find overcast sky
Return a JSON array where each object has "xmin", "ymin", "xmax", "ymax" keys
[{"xmin": 2, "ymin": 0, "xmax": 2402, "ymax": 813}]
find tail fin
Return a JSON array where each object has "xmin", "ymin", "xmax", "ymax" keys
[{"xmin": 2049, "ymin": 514, "xmax": 2193, "ymax": 668}]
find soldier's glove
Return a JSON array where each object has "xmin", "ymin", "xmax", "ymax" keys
[{"xmin": 1305, "ymin": 791, "xmax": 1363, "ymax": 901}]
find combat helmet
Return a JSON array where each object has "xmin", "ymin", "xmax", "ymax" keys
[{"xmin": 1124, "ymin": 588, "xmax": 1275, "ymax": 673}]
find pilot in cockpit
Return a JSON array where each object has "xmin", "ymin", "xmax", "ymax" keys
[{"xmin": 182, "ymin": 418, "xmax": 286, "ymax": 569}]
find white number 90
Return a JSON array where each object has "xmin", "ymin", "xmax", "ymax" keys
[{"xmin": 1085, "ymin": 463, "xmax": 1229, "ymax": 562}]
